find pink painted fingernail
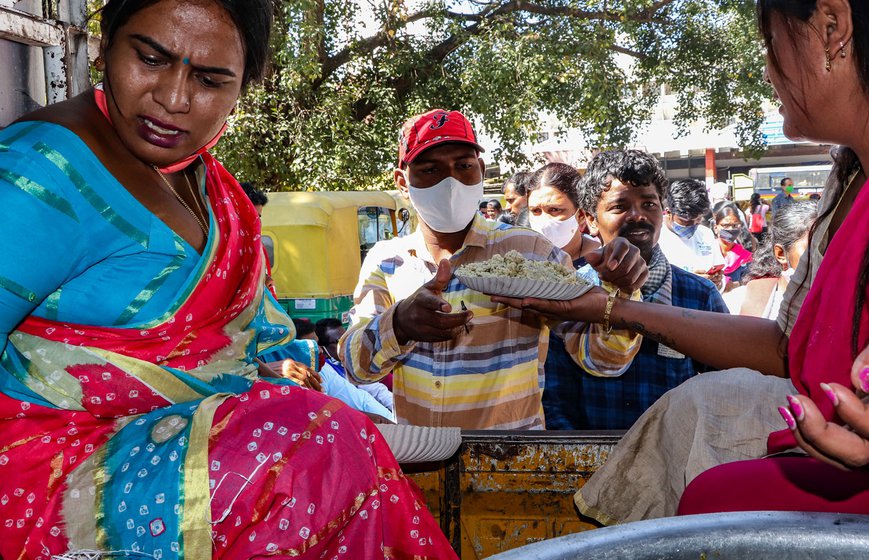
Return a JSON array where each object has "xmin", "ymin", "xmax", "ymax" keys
[
  {"xmin": 820, "ymin": 383, "xmax": 839, "ymax": 406},
  {"xmin": 787, "ymin": 395, "xmax": 805, "ymax": 421},
  {"xmin": 860, "ymin": 367, "xmax": 869, "ymax": 393},
  {"xmin": 778, "ymin": 406, "xmax": 797, "ymax": 431}
]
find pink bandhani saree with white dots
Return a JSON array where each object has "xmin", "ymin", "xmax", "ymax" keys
[{"xmin": 0, "ymin": 122, "xmax": 455, "ymax": 559}]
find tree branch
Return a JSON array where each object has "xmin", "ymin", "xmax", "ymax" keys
[
  {"xmin": 610, "ymin": 44, "xmax": 647, "ymax": 60},
  {"xmin": 301, "ymin": 0, "xmax": 328, "ymax": 69},
  {"xmin": 503, "ymin": 1, "xmax": 668, "ymax": 25},
  {"xmin": 315, "ymin": 0, "xmax": 674, "ymax": 92},
  {"xmin": 348, "ymin": 1, "xmax": 666, "ymax": 122}
]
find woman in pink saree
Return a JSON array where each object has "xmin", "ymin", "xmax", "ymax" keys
[
  {"xmin": 678, "ymin": 0, "xmax": 869, "ymax": 513},
  {"xmin": 0, "ymin": 1, "xmax": 455, "ymax": 558},
  {"xmin": 495, "ymin": 0, "xmax": 869, "ymax": 517}
]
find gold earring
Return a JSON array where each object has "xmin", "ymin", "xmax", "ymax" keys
[
  {"xmin": 841, "ymin": 41, "xmax": 847, "ymax": 58},
  {"xmin": 94, "ymin": 55, "xmax": 104, "ymax": 70},
  {"xmin": 825, "ymin": 47, "xmax": 831, "ymax": 72}
]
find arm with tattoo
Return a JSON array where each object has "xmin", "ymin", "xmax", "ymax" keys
[{"xmin": 611, "ymin": 299, "xmax": 788, "ymax": 377}]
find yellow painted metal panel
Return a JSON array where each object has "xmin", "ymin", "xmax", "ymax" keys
[
  {"xmin": 404, "ymin": 431, "xmax": 622, "ymax": 559},
  {"xmin": 459, "ymin": 435, "xmax": 616, "ymax": 559}
]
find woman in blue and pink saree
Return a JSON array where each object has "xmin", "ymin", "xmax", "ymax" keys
[{"xmin": 0, "ymin": 1, "xmax": 456, "ymax": 558}]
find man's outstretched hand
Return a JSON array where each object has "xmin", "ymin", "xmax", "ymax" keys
[{"xmin": 393, "ymin": 259, "xmax": 473, "ymax": 345}]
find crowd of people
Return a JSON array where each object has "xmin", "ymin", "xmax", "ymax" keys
[{"xmin": 0, "ymin": 0, "xmax": 866, "ymax": 557}]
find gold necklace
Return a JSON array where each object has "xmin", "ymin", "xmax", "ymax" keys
[
  {"xmin": 182, "ymin": 171, "xmax": 210, "ymax": 229},
  {"xmin": 153, "ymin": 166, "xmax": 209, "ymax": 236}
]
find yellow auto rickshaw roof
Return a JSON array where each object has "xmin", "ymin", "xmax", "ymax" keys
[{"xmin": 262, "ymin": 190, "xmax": 404, "ymax": 228}]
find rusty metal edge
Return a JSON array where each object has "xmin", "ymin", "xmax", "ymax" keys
[
  {"xmin": 442, "ymin": 453, "xmax": 462, "ymax": 555},
  {"xmin": 459, "ymin": 430, "xmax": 625, "ymax": 445}
]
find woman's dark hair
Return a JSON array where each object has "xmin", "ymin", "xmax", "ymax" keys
[
  {"xmin": 712, "ymin": 202, "xmax": 743, "ymax": 226},
  {"xmin": 758, "ymin": 1, "xmax": 869, "ymax": 111},
  {"xmin": 666, "ymin": 178, "xmax": 711, "ymax": 218},
  {"xmin": 782, "ymin": 146, "xmax": 867, "ymax": 358},
  {"xmin": 528, "ymin": 163, "xmax": 582, "ymax": 210},
  {"xmin": 745, "ymin": 199, "xmax": 818, "ymax": 280},
  {"xmin": 502, "ymin": 171, "xmax": 532, "ymax": 197},
  {"xmin": 99, "ymin": 0, "xmax": 273, "ymax": 87},
  {"xmin": 487, "ymin": 199, "xmax": 502, "ymax": 211},
  {"xmin": 743, "ymin": 243, "xmax": 777, "ymax": 282},
  {"xmin": 830, "ymin": 148, "xmax": 869, "ymax": 358},
  {"xmin": 241, "ymin": 182, "xmax": 268, "ymax": 206},
  {"xmin": 577, "ymin": 150, "xmax": 667, "ymax": 216},
  {"xmin": 749, "ymin": 192, "xmax": 762, "ymax": 212}
]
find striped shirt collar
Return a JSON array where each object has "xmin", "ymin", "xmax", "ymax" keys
[{"xmin": 406, "ymin": 213, "xmax": 494, "ymax": 263}]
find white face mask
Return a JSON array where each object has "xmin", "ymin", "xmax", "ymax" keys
[
  {"xmin": 781, "ymin": 266, "xmax": 796, "ymax": 280},
  {"xmin": 406, "ymin": 175, "xmax": 484, "ymax": 233},
  {"xmin": 529, "ymin": 211, "xmax": 579, "ymax": 248}
]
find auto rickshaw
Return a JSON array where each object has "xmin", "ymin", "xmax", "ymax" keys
[{"xmin": 260, "ymin": 190, "xmax": 416, "ymax": 326}]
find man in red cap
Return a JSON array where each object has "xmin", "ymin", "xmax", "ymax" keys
[{"xmin": 341, "ymin": 109, "xmax": 648, "ymax": 429}]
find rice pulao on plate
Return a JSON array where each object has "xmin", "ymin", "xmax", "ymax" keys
[{"xmin": 456, "ymin": 250, "xmax": 593, "ymax": 300}]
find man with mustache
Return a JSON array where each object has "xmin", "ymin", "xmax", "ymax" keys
[{"xmin": 543, "ymin": 150, "xmax": 729, "ymax": 430}]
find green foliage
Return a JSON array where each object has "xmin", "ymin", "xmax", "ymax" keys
[
  {"xmin": 209, "ymin": 0, "xmax": 773, "ymax": 190},
  {"xmin": 85, "ymin": 0, "xmax": 106, "ymax": 85},
  {"xmin": 85, "ymin": 0, "xmax": 105, "ymax": 35}
]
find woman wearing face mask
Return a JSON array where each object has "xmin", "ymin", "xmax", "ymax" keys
[
  {"xmin": 526, "ymin": 163, "xmax": 623, "ymax": 430},
  {"xmin": 713, "ymin": 202, "xmax": 753, "ymax": 289},
  {"xmin": 723, "ymin": 200, "xmax": 818, "ymax": 318},
  {"xmin": 526, "ymin": 163, "xmax": 601, "ymax": 267}
]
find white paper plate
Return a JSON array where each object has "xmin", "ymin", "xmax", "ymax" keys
[
  {"xmin": 456, "ymin": 275, "xmax": 594, "ymax": 301},
  {"xmin": 375, "ymin": 424, "xmax": 462, "ymax": 463}
]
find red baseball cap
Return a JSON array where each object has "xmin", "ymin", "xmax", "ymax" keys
[{"xmin": 397, "ymin": 109, "xmax": 485, "ymax": 167}]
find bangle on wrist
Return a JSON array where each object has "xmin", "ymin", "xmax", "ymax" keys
[{"xmin": 602, "ymin": 288, "xmax": 620, "ymax": 334}]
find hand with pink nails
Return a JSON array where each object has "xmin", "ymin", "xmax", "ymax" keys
[{"xmin": 781, "ymin": 344, "xmax": 869, "ymax": 470}]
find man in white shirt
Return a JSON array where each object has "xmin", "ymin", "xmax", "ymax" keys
[{"xmin": 657, "ymin": 178, "xmax": 724, "ymax": 288}]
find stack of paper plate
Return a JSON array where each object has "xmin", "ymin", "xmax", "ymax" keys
[{"xmin": 375, "ymin": 424, "xmax": 462, "ymax": 463}]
